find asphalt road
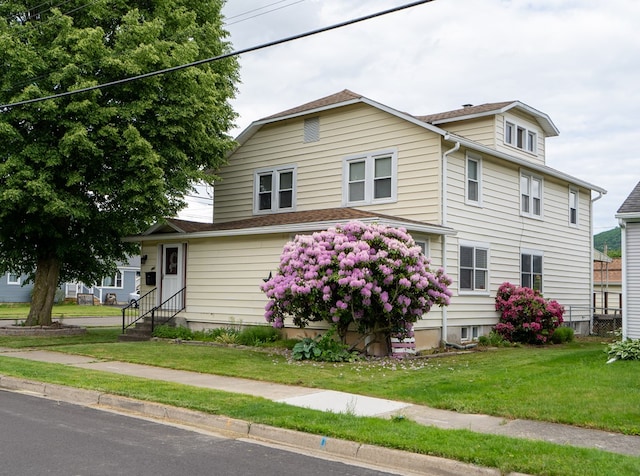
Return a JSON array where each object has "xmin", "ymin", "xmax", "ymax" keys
[{"xmin": 0, "ymin": 389, "xmax": 397, "ymax": 476}]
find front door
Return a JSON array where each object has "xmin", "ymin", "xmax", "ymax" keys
[{"xmin": 161, "ymin": 244, "xmax": 184, "ymax": 308}]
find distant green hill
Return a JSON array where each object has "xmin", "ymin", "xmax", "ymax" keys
[{"xmin": 594, "ymin": 227, "xmax": 621, "ymax": 256}]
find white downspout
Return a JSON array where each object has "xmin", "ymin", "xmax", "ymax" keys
[
  {"xmin": 618, "ymin": 218, "xmax": 627, "ymax": 340},
  {"xmin": 441, "ymin": 137, "xmax": 460, "ymax": 345},
  {"xmin": 590, "ymin": 190, "xmax": 605, "ymax": 333}
]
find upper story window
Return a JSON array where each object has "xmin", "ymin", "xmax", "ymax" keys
[
  {"xmin": 466, "ymin": 153, "xmax": 482, "ymax": 206},
  {"xmin": 520, "ymin": 171, "xmax": 543, "ymax": 218},
  {"xmin": 505, "ymin": 120, "xmax": 537, "ymax": 154},
  {"xmin": 102, "ymin": 270, "xmax": 123, "ymax": 288},
  {"xmin": 7, "ymin": 272, "xmax": 20, "ymax": 285},
  {"xmin": 254, "ymin": 165, "xmax": 296, "ymax": 214},
  {"xmin": 343, "ymin": 149, "xmax": 397, "ymax": 206},
  {"xmin": 569, "ymin": 188, "xmax": 578, "ymax": 226},
  {"xmin": 459, "ymin": 242, "xmax": 489, "ymax": 293},
  {"xmin": 521, "ymin": 249, "xmax": 543, "ymax": 291}
]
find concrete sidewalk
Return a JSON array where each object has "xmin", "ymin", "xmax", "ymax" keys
[{"xmin": 0, "ymin": 346, "xmax": 638, "ymax": 461}]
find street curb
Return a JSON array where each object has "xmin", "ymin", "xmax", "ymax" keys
[{"xmin": 0, "ymin": 375, "xmax": 525, "ymax": 476}]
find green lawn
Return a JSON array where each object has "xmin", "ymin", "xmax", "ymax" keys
[
  {"xmin": 0, "ymin": 302, "xmax": 122, "ymax": 319},
  {"xmin": 0, "ymin": 330, "xmax": 638, "ymax": 476}
]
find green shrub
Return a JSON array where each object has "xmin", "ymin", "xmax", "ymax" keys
[
  {"xmin": 236, "ymin": 326, "xmax": 281, "ymax": 346},
  {"xmin": 478, "ymin": 331, "xmax": 511, "ymax": 347},
  {"xmin": 292, "ymin": 327, "xmax": 359, "ymax": 362},
  {"xmin": 152, "ymin": 325, "xmax": 193, "ymax": 340},
  {"xmin": 550, "ymin": 326, "xmax": 574, "ymax": 344},
  {"xmin": 606, "ymin": 339, "xmax": 640, "ymax": 362}
]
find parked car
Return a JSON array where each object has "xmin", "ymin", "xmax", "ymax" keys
[{"xmin": 129, "ymin": 289, "xmax": 140, "ymax": 308}]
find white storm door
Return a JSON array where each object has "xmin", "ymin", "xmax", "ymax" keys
[{"xmin": 161, "ymin": 244, "xmax": 184, "ymax": 307}]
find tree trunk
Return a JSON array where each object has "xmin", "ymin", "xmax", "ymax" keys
[{"xmin": 25, "ymin": 257, "xmax": 61, "ymax": 327}]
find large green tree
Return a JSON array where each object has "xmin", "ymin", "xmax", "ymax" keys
[{"xmin": 0, "ymin": 1, "xmax": 238, "ymax": 325}]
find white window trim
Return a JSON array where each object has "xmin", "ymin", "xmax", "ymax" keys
[
  {"xmin": 253, "ymin": 164, "xmax": 297, "ymax": 215},
  {"xmin": 465, "ymin": 152, "xmax": 482, "ymax": 207},
  {"xmin": 504, "ymin": 118, "xmax": 538, "ymax": 154},
  {"xmin": 520, "ymin": 170, "xmax": 544, "ymax": 220},
  {"xmin": 520, "ymin": 248, "xmax": 544, "ymax": 292},
  {"xmin": 569, "ymin": 187, "xmax": 579, "ymax": 227},
  {"xmin": 458, "ymin": 240, "xmax": 490, "ymax": 295},
  {"xmin": 7, "ymin": 272, "xmax": 20, "ymax": 285},
  {"xmin": 101, "ymin": 270, "xmax": 123, "ymax": 289},
  {"xmin": 342, "ymin": 148, "xmax": 398, "ymax": 206}
]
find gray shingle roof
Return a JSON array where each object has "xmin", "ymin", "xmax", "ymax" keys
[
  {"xmin": 617, "ymin": 181, "xmax": 640, "ymax": 214},
  {"xmin": 164, "ymin": 208, "xmax": 445, "ymax": 233}
]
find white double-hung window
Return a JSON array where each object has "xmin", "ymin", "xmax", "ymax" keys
[
  {"xmin": 466, "ymin": 153, "xmax": 482, "ymax": 205},
  {"xmin": 521, "ymin": 249, "xmax": 543, "ymax": 291},
  {"xmin": 254, "ymin": 165, "xmax": 296, "ymax": 214},
  {"xmin": 343, "ymin": 149, "xmax": 397, "ymax": 206},
  {"xmin": 569, "ymin": 188, "xmax": 578, "ymax": 226},
  {"xmin": 459, "ymin": 241, "xmax": 489, "ymax": 293},
  {"xmin": 520, "ymin": 171, "xmax": 543, "ymax": 218}
]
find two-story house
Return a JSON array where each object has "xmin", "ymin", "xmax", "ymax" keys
[{"xmin": 130, "ymin": 90, "xmax": 605, "ymax": 349}]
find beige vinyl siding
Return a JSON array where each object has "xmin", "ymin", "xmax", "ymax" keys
[
  {"xmin": 437, "ymin": 117, "xmax": 496, "ymax": 147},
  {"xmin": 181, "ymin": 234, "xmax": 288, "ymax": 325},
  {"xmin": 495, "ymin": 112, "xmax": 546, "ymax": 166},
  {"xmin": 625, "ymin": 223, "xmax": 640, "ymax": 339},
  {"xmin": 215, "ymin": 103, "xmax": 443, "ymax": 224},
  {"xmin": 443, "ymin": 146, "xmax": 592, "ymax": 327}
]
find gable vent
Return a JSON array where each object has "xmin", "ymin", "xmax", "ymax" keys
[{"xmin": 304, "ymin": 117, "xmax": 320, "ymax": 143}]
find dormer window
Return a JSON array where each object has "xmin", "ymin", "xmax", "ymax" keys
[{"xmin": 505, "ymin": 120, "xmax": 537, "ymax": 154}]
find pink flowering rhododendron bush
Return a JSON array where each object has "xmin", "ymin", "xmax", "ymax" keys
[
  {"xmin": 260, "ymin": 221, "xmax": 452, "ymax": 347},
  {"xmin": 494, "ymin": 282, "xmax": 564, "ymax": 344}
]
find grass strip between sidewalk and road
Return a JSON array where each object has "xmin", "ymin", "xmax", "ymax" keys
[{"xmin": 0, "ymin": 356, "xmax": 638, "ymax": 476}]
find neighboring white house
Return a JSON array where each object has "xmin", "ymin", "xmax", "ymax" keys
[
  {"xmin": 615, "ymin": 181, "xmax": 640, "ymax": 340},
  {"xmin": 130, "ymin": 90, "xmax": 606, "ymax": 349}
]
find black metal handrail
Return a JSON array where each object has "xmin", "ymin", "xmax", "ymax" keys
[
  {"xmin": 122, "ymin": 288, "xmax": 157, "ymax": 333},
  {"xmin": 121, "ymin": 287, "xmax": 186, "ymax": 334},
  {"xmin": 148, "ymin": 287, "xmax": 186, "ymax": 332}
]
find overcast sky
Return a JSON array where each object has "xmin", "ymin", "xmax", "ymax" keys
[{"xmin": 181, "ymin": 0, "xmax": 639, "ymax": 234}]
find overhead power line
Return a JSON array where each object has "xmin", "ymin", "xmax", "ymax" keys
[{"xmin": 1, "ymin": 0, "xmax": 435, "ymax": 109}]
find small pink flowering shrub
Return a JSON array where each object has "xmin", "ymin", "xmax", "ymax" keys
[
  {"xmin": 494, "ymin": 282, "xmax": 564, "ymax": 344},
  {"xmin": 260, "ymin": 221, "xmax": 452, "ymax": 345}
]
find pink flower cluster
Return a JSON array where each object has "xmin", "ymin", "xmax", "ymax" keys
[
  {"xmin": 494, "ymin": 282, "xmax": 564, "ymax": 344},
  {"xmin": 260, "ymin": 221, "xmax": 452, "ymax": 339}
]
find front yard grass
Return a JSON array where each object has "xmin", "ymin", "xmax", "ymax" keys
[
  {"xmin": 0, "ymin": 330, "xmax": 638, "ymax": 475},
  {"xmin": 0, "ymin": 302, "xmax": 122, "ymax": 319}
]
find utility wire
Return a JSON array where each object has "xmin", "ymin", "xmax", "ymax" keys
[
  {"xmin": 1, "ymin": 0, "xmax": 435, "ymax": 109},
  {"xmin": 225, "ymin": 0, "xmax": 303, "ymax": 21},
  {"xmin": 226, "ymin": 0, "xmax": 307, "ymax": 26}
]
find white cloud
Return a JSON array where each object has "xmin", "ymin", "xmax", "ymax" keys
[{"xmin": 214, "ymin": 0, "xmax": 640, "ymax": 232}]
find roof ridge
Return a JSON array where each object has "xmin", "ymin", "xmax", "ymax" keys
[{"xmin": 260, "ymin": 89, "xmax": 362, "ymax": 121}]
